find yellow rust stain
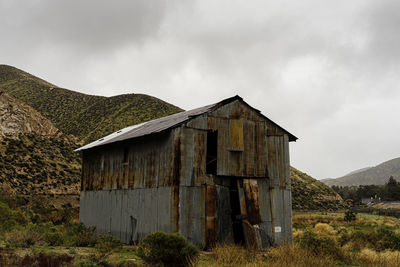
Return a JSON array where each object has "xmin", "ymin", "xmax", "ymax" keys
[{"xmin": 229, "ymin": 119, "xmax": 244, "ymax": 151}]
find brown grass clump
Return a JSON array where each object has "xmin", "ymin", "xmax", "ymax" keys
[
  {"xmin": 313, "ymin": 223, "xmax": 335, "ymax": 235},
  {"xmin": 358, "ymin": 248, "xmax": 400, "ymax": 267},
  {"xmin": 264, "ymin": 243, "xmax": 337, "ymax": 267},
  {"xmin": 210, "ymin": 244, "xmax": 257, "ymax": 266},
  {"xmin": 199, "ymin": 243, "xmax": 338, "ymax": 267}
]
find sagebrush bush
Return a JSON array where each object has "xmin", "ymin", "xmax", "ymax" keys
[
  {"xmin": 297, "ymin": 230, "xmax": 343, "ymax": 260},
  {"xmin": 375, "ymin": 226, "xmax": 400, "ymax": 251},
  {"xmin": 339, "ymin": 226, "xmax": 400, "ymax": 252},
  {"xmin": 95, "ymin": 234, "xmax": 122, "ymax": 252},
  {"xmin": 43, "ymin": 230, "xmax": 64, "ymax": 246},
  {"xmin": 137, "ymin": 232, "xmax": 199, "ymax": 267},
  {"xmin": 0, "ymin": 201, "xmax": 27, "ymax": 231},
  {"xmin": 64, "ymin": 223, "xmax": 97, "ymax": 247},
  {"xmin": 344, "ymin": 210, "xmax": 357, "ymax": 222},
  {"xmin": 5, "ymin": 227, "xmax": 42, "ymax": 248}
]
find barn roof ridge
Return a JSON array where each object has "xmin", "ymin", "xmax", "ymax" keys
[{"xmin": 76, "ymin": 95, "xmax": 297, "ymax": 151}]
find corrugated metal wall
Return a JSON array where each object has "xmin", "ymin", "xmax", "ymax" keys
[{"xmin": 79, "ymin": 187, "xmax": 175, "ymax": 244}]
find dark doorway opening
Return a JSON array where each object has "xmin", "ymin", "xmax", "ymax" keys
[
  {"xmin": 229, "ymin": 179, "xmax": 245, "ymax": 244},
  {"xmin": 206, "ymin": 130, "xmax": 218, "ymax": 174}
]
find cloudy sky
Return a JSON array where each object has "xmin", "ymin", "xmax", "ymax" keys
[{"xmin": 1, "ymin": 0, "xmax": 399, "ymax": 179}]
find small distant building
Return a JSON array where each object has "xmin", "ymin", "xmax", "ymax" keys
[
  {"xmin": 361, "ymin": 198, "xmax": 372, "ymax": 205},
  {"xmin": 76, "ymin": 96, "xmax": 297, "ymax": 249}
]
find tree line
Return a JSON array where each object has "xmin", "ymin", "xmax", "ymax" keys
[{"xmin": 332, "ymin": 176, "xmax": 400, "ymax": 204}]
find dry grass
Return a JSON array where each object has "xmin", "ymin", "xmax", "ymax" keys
[
  {"xmin": 196, "ymin": 243, "xmax": 337, "ymax": 267},
  {"xmin": 263, "ymin": 243, "xmax": 337, "ymax": 267},
  {"xmin": 358, "ymin": 248, "xmax": 400, "ymax": 267},
  {"xmin": 207, "ymin": 244, "xmax": 257, "ymax": 266},
  {"xmin": 313, "ymin": 223, "xmax": 336, "ymax": 235}
]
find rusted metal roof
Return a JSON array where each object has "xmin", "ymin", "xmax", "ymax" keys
[{"xmin": 76, "ymin": 95, "xmax": 297, "ymax": 151}]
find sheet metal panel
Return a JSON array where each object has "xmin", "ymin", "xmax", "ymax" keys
[
  {"xmin": 157, "ymin": 187, "xmax": 174, "ymax": 233},
  {"xmin": 283, "ymin": 134, "xmax": 291, "ymax": 189},
  {"xmin": 80, "ymin": 188, "xmax": 174, "ymax": 244},
  {"xmin": 82, "ymin": 131, "xmax": 175, "ymax": 191},
  {"xmin": 179, "ymin": 186, "xmax": 206, "ymax": 248},
  {"xmin": 256, "ymin": 179, "xmax": 274, "ymax": 246},
  {"xmin": 179, "ymin": 128, "xmax": 195, "ymax": 187},
  {"xmin": 216, "ymin": 185, "xmax": 234, "ymax": 244},
  {"xmin": 283, "ymin": 189, "xmax": 293, "ymax": 243}
]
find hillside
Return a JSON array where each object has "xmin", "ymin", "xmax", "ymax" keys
[
  {"xmin": 290, "ymin": 167, "xmax": 346, "ymax": 210},
  {"xmin": 0, "ymin": 64, "xmax": 346, "ymax": 212},
  {"xmin": 0, "ymin": 133, "xmax": 81, "ymax": 196},
  {"xmin": 0, "ymin": 65, "xmax": 183, "ymax": 142},
  {"xmin": 0, "ymin": 92, "xmax": 81, "ymax": 210},
  {"xmin": 323, "ymin": 157, "xmax": 400, "ymax": 187}
]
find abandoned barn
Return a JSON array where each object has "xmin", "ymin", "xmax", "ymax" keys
[{"xmin": 76, "ymin": 95, "xmax": 297, "ymax": 249}]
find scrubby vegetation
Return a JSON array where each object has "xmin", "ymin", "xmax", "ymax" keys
[
  {"xmin": 196, "ymin": 212, "xmax": 400, "ymax": 266},
  {"xmin": 0, "ymin": 200, "xmax": 130, "ymax": 266},
  {"xmin": 2, "ymin": 201, "xmax": 400, "ymax": 266},
  {"xmin": 0, "ymin": 133, "xmax": 81, "ymax": 199}
]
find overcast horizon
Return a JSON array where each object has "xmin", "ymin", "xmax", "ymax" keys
[{"xmin": 1, "ymin": 0, "xmax": 400, "ymax": 179}]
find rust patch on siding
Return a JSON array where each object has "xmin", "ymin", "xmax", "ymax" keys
[
  {"xmin": 173, "ymin": 137, "xmax": 181, "ymax": 232},
  {"xmin": 229, "ymin": 119, "xmax": 244, "ymax": 151},
  {"xmin": 205, "ymin": 185, "xmax": 217, "ymax": 248},
  {"xmin": 194, "ymin": 131, "xmax": 206, "ymax": 184},
  {"xmin": 243, "ymin": 179, "xmax": 262, "ymax": 225}
]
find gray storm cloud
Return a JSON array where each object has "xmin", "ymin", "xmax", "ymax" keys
[{"xmin": 0, "ymin": 0, "xmax": 399, "ymax": 179}]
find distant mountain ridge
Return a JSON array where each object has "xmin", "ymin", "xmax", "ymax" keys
[
  {"xmin": 345, "ymin": 167, "xmax": 373, "ymax": 176},
  {"xmin": 0, "ymin": 64, "xmax": 183, "ymax": 142},
  {"xmin": 322, "ymin": 157, "xmax": 400, "ymax": 187}
]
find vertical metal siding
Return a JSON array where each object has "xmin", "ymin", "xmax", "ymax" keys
[{"xmin": 80, "ymin": 187, "xmax": 176, "ymax": 244}]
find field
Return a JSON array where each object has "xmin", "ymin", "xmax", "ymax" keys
[{"xmin": 1, "ymin": 202, "xmax": 400, "ymax": 266}]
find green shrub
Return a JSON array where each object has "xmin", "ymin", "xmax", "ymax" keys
[
  {"xmin": 375, "ymin": 226, "xmax": 400, "ymax": 251},
  {"xmin": 344, "ymin": 210, "xmax": 356, "ymax": 222},
  {"xmin": 297, "ymin": 230, "xmax": 343, "ymax": 260},
  {"xmin": 95, "ymin": 234, "xmax": 122, "ymax": 252},
  {"xmin": 64, "ymin": 223, "xmax": 97, "ymax": 247},
  {"xmin": 5, "ymin": 227, "xmax": 42, "ymax": 248},
  {"xmin": 0, "ymin": 201, "xmax": 27, "ymax": 230},
  {"xmin": 43, "ymin": 230, "xmax": 64, "ymax": 246},
  {"xmin": 137, "ymin": 232, "xmax": 199, "ymax": 267},
  {"xmin": 339, "ymin": 226, "xmax": 400, "ymax": 252}
]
